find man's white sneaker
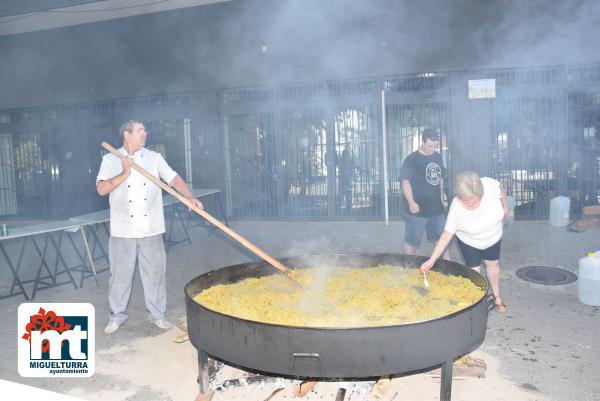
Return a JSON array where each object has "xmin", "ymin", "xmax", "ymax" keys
[
  {"xmin": 103, "ymin": 320, "xmax": 121, "ymax": 335},
  {"xmin": 152, "ymin": 319, "xmax": 172, "ymax": 330}
]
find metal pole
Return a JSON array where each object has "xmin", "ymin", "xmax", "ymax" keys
[
  {"xmin": 223, "ymin": 115, "xmax": 233, "ymax": 217},
  {"xmin": 184, "ymin": 118, "xmax": 193, "ymax": 187},
  {"xmin": 381, "ymin": 90, "xmax": 390, "ymax": 225}
]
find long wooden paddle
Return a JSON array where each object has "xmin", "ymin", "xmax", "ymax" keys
[{"xmin": 100, "ymin": 141, "xmax": 301, "ymax": 284}]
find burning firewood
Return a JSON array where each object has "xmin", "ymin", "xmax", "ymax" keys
[
  {"xmin": 263, "ymin": 387, "xmax": 285, "ymax": 401},
  {"xmin": 426, "ymin": 355, "xmax": 487, "ymax": 379},
  {"xmin": 293, "ymin": 380, "xmax": 317, "ymax": 397},
  {"xmin": 371, "ymin": 376, "xmax": 391, "ymax": 399},
  {"xmin": 193, "ymin": 391, "xmax": 214, "ymax": 401}
]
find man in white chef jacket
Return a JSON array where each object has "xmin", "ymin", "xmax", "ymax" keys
[{"xmin": 96, "ymin": 120, "xmax": 203, "ymax": 334}]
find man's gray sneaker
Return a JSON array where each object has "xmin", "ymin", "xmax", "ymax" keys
[
  {"xmin": 103, "ymin": 320, "xmax": 121, "ymax": 335},
  {"xmin": 152, "ymin": 319, "xmax": 172, "ymax": 330}
]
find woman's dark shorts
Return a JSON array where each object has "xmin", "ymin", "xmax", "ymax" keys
[{"xmin": 456, "ymin": 237, "xmax": 502, "ymax": 268}]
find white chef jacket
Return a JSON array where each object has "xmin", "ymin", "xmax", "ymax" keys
[{"xmin": 96, "ymin": 147, "xmax": 178, "ymax": 238}]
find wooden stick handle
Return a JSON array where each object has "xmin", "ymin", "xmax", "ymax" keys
[{"xmin": 100, "ymin": 141, "xmax": 300, "ymax": 283}]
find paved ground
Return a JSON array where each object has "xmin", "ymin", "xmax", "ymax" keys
[{"xmin": 0, "ymin": 219, "xmax": 598, "ymax": 401}]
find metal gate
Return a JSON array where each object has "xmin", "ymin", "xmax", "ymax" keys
[
  {"xmin": 2, "ymin": 64, "xmax": 600, "ymax": 221},
  {"xmin": 279, "ymin": 106, "xmax": 329, "ymax": 218},
  {"xmin": 0, "ymin": 131, "xmax": 17, "ymax": 215},
  {"xmin": 222, "ymin": 82, "xmax": 382, "ymax": 219},
  {"xmin": 385, "ymin": 74, "xmax": 450, "ymax": 217},
  {"xmin": 567, "ymin": 66, "xmax": 600, "ymax": 214},
  {"xmin": 332, "ymin": 104, "xmax": 379, "ymax": 218},
  {"xmin": 489, "ymin": 68, "xmax": 567, "ymax": 220}
]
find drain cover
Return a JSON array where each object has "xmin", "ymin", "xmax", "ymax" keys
[{"xmin": 516, "ymin": 266, "xmax": 577, "ymax": 285}]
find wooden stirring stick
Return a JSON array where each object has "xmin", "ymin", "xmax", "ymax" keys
[{"xmin": 100, "ymin": 141, "xmax": 301, "ymax": 284}]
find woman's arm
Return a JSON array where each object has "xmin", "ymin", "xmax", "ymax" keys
[
  {"xmin": 420, "ymin": 230, "xmax": 454, "ymax": 273},
  {"xmin": 500, "ymin": 188, "xmax": 509, "ymax": 220}
]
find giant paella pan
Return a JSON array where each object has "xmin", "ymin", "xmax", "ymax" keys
[{"xmin": 185, "ymin": 253, "xmax": 490, "ymax": 401}]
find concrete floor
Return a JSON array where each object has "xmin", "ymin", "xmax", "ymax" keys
[{"xmin": 0, "ymin": 219, "xmax": 599, "ymax": 401}]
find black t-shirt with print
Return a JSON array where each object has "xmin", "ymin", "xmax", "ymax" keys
[{"xmin": 400, "ymin": 151, "xmax": 445, "ymax": 217}]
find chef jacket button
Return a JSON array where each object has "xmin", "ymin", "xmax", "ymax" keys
[
  {"xmin": 144, "ymin": 198, "xmax": 147, "ymax": 201},
  {"xmin": 130, "ymin": 215, "xmax": 133, "ymax": 218},
  {"xmin": 143, "ymin": 183, "xmax": 146, "ymax": 186},
  {"xmin": 128, "ymin": 185, "xmax": 131, "ymax": 188},
  {"xmin": 129, "ymin": 200, "xmax": 132, "ymax": 203},
  {"xmin": 144, "ymin": 214, "xmax": 147, "ymax": 217}
]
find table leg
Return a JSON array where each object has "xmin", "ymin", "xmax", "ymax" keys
[
  {"xmin": 79, "ymin": 225, "xmax": 99, "ymax": 286},
  {"xmin": 31, "ymin": 234, "xmax": 55, "ymax": 299},
  {"xmin": 65, "ymin": 231, "xmax": 90, "ymax": 286},
  {"xmin": 9, "ymin": 237, "xmax": 29, "ymax": 296},
  {"xmin": 176, "ymin": 204, "xmax": 192, "ymax": 246},
  {"xmin": 89, "ymin": 223, "xmax": 109, "ymax": 265},
  {"xmin": 165, "ymin": 204, "xmax": 193, "ymax": 253},
  {"xmin": 217, "ymin": 191, "xmax": 229, "ymax": 226},
  {"xmin": 48, "ymin": 232, "xmax": 78, "ymax": 289},
  {"xmin": 30, "ymin": 233, "xmax": 78, "ymax": 299},
  {"xmin": 0, "ymin": 241, "xmax": 29, "ymax": 300},
  {"xmin": 166, "ymin": 205, "xmax": 176, "ymax": 253},
  {"xmin": 207, "ymin": 192, "xmax": 229, "ymax": 237}
]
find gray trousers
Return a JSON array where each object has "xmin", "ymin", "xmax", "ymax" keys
[{"xmin": 108, "ymin": 235, "xmax": 167, "ymax": 324}]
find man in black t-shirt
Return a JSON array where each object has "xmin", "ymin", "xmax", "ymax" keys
[{"xmin": 400, "ymin": 128, "xmax": 449, "ymax": 257}]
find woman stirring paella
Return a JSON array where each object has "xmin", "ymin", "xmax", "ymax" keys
[{"xmin": 420, "ymin": 171, "xmax": 510, "ymax": 313}]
